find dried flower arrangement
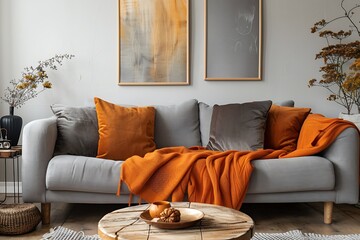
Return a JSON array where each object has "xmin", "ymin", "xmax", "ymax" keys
[
  {"xmin": 309, "ymin": 0, "xmax": 360, "ymax": 114},
  {"xmin": 1, "ymin": 54, "xmax": 74, "ymax": 109}
]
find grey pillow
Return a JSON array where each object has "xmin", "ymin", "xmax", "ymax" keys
[
  {"xmin": 50, "ymin": 104, "xmax": 99, "ymax": 157},
  {"xmin": 206, "ymin": 100, "xmax": 272, "ymax": 151},
  {"xmin": 199, "ymin": 100, "xmax": 294, "ymax": 146},
  {"xmin": 155, "ymin": 99, "xmax": 201, "ymax": 148}
]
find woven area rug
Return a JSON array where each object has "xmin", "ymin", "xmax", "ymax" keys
[
  {"xmin": 42, "ymin": 226, "xmax": 360, "ymax": 240},
  {"xmin": 252, "ymin": 230, "xmax": 360, "ymax": 240},
  {"xmin": 41, "ymin": 226, "xmax": 99, "ymax": 240}
]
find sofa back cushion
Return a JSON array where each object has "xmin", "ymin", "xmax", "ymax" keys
[
  {"xmin": 154, "ymin": 99, "xmax": 201, "ymax": 148},
  {"xmin": 51, "ymin": 99, "xmax": 201, "ymax": 158},
  {"xmin": 206, "ymin": 101, "xmax": 272, "ymax": 151},
  {"xmin": 51, "ymin": 104, "xmax": 99, "ymax": 157},
  {"xmin": 199, "ymin": 102, "xmax": 213, "ymax": 147}
]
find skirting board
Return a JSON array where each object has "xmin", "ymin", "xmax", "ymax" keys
[{"xmin": 0, "ymin": 181, "xmax": 22, "ymax": 194}]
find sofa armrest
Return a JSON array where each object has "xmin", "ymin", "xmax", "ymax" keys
[
  {"xmin": 22, "ymin": 117, "xmax": 57, "ymax": 203},
  {"xmin": 320, "ymin": 127, "xmax": 359, "ymax": 203}
]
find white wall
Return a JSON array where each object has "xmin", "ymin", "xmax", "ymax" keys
[{"xmin": 0, "ymin": 0, "xmax": 357, "ymax": 134}]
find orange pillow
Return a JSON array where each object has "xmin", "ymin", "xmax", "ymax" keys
[
  {"xmin": 94, "ymin": 97, "xmax": 156, "ymax": 160},
  {"xmin": 264, "ymin": 104, "xmax": 311, "ymax": 152}
]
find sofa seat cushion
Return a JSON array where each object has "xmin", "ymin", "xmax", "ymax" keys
[
  {"xmin": 46, "ymin": 155, "xmax": 131, "ymax": 195},
  {"xmin": 247, "ymin": 156, "xmax": 335, "ymax": 194},
  {"xmin": 46, "ymin": 155, "xmax": 334, "ymax": 196}
]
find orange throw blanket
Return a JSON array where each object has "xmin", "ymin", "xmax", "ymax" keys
[{"xmin": 118, "ymin": 114, "xmax": 357, "ymax": 210}]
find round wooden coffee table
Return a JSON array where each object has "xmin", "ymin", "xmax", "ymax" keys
[{"xmin": 98, "ymin": 202, "xmax": 254, "ymax": 240}]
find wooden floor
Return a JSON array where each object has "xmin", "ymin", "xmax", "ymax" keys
[{"xmin": 0, "ymin": 199, "xmax": 360, "ymax": 239}]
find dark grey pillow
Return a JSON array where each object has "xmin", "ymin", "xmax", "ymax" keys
[
  {"xmin": 155, "ymin": 99, "xmax": 201, "ymax": 148},
  {"xmin": 206, "ymin": 100, "xmax": 272, "ymax": 151},
  {"xmin": 199, "ymin": 100, "xmax": 294, "ymax": 146},
  {"xmin": 50, "ymin": 104, "xmax": 99, "ymax": 156}
]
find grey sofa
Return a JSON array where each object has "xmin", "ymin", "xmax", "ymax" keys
[{"xmin": 21, "ymin": 99, "xmax": 359, "ymax": 225}]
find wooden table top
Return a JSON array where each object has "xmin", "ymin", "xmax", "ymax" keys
[
  {"xmin": 0, "ymin": 146, "xmax": 22, "ymax": 158},
  {"xmin": 98, "ymin": 202, "xmax": 254, "ymax": 240}
]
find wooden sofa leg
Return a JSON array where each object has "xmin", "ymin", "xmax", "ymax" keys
[
  {"xmin": 324, "ymin": 202, "xmax": 333, "ymax": 224},
  {"xmin": 41, "ymin": 203, "xmax": 51, "ymax": 225}
]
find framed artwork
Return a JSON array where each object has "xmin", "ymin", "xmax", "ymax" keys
[
  {"xmin": 204, "ymin": 0, "xmax": 262, "ymax": 80},
  {"xmin": 118, "ymin": 0, "xmax": 190, "ymax": 85}
]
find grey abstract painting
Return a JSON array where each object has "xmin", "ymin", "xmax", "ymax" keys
[{"xmin": 205, "ymin": 0, "xmax": 262, "ymax": 80}]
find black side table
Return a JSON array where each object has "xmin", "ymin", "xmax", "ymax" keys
[{"xmin": 0, "ymin": 146, "xmax": 21, "ymax": 204}]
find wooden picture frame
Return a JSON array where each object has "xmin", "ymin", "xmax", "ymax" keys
[
  {"xmin": 204, "ymin": 0, "xmax": 262, "ymax": 81},
  {"xmin": 118, "ymin": 0, "xmax": 190, "ymax": 85}
]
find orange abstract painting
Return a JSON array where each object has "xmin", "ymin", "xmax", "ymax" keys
[{"xmin": 119, "ymin": 0, "xmax": 189, "ymax": 85}]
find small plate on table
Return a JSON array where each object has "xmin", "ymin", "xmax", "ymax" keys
[{"xmin": 140, "ymin": 208, "xmax": 204, "ymax": 230}]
